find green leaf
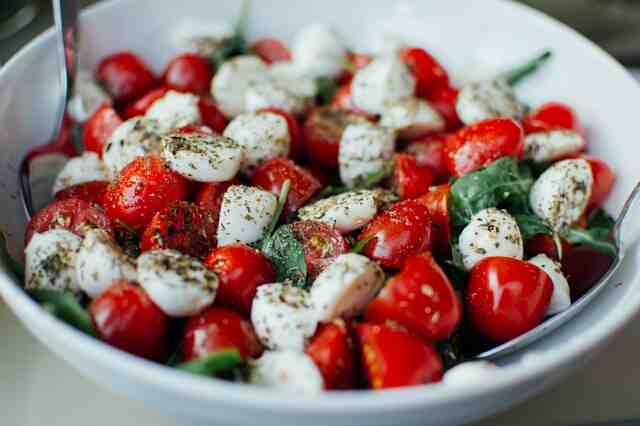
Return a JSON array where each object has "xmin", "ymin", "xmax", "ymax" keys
[
  {"xmin": 351, "ymin": 234, "xmax": 375, "ymax": 254},
  {"xmin": 260, "ymin": 225, "xmax": 308, "ymax": 287},
  {"xmin": 561, "ymin": 228, "xmax": 616, "ymax": 257},
  {"xmin": 262, "ymin": 179, "xmax": 291, "ymax": 242},
  {"xmin": 0, "ymin": 230, "xmax": 24, "ymax": 281},
  {"xmin": 587, "ymin": 208, "xmax": 615, "ymax": 229},
  {"xmin": 166, "ymin": 346, "xmax": 182, "ymax": 367},
  {"xmin": 177, "ymin": 349, "xmax": 243, "ymax": 377},
  {"xmin": 209, "ymin": 0, "xmax": 248, "ymax": 69},
  {"xmin": 513, "ymin": 214, "xmax": 553, "ymax": 240},
  {"xmin": 318, "ymin": 164, "xmax": 392, "ymax": 198},
  {"xmin": 502, "ymin": 50, "xmax": 552, "ymax": 86},
  {"xmin": 29, "ymin": 289, "xmax": 96, "ymax": 337},
  {"xmin": 316, "ymin": 77, "xmax": 340, "ymax": 105}
]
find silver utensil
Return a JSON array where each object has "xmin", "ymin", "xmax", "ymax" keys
[{"xmin": 476, "ymin": 181, "xmax": 640, "ymax": 360}]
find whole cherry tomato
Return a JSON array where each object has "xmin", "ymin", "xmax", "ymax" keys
[
  {"xmin": 400, "ymin": 47, "xmax": 449, "ymax": 97},
  {"xmin": 522, "ymin": 102, "xmax": 583, "ymax": 135},
  {"xmin": 466, "ymin": 256, "xmax": 553, "ymax": 342},
  {"xmin": 162, "ymin": 53, "xmax": 214, "ymax": 95},
  {"xmin": 338, "ymin": 51, "xmax": 373, "ymax": 84},
  {"xmin": 96, "ymin": 52, "xmax": 157, "ymax": 106},
  {"xmin": 561, "ymin": 246, "xmax": 614, "ymax": 301},
  {"xmin": 391, "ymin": 153, "xmax": 434, "ymax": 200},
  {"xmin": 122, "ymin": 87, "xmax": 169, "ymax": 119},
  {"xmin": 195, "ymin": 179, "xmax": 237, "ymax": 228},
  {"xmin": 83, "ymin": 104, "xmax": 123, "ymax": 155},
  {"xmin": 417, "ymin": 184, "xmax": 451, "ymax": 256},
  {"xmin": 290, "ymin": 220, "xmax": 349, "ymax": 281},
  {"xmin": 305, "ymin": 320, "xmax": 357, "ymax": 390},
  {"xmin": 198, "ymin": 97, "xmax": 227, "ymax": 134},
  {"xmin": 406, "ymin": 134, "xmax": 450, "ymax": 183},
  {"xmin": 89, "ymin": 280, "xmax": 168, "ymax": 361},
  {"xmin": 54, "ymin": 180, "xmax": 109, "ymax": 207},
  {"xmin": 422, "ymin": 84, "xmax": 462, "ymax": 131},
  {"xmin": 524, "ymin": 234, "xmax": 572, "ymax": 262},
  {"xmin": 258, "ymin": 108, "xmax": 302, "ymax": 160},
  {"xmin": 581, "ymin": 155, "xmax": 615, "ymax": 210},
  {"xmin": 251, "ymin": 38, "xmax": 292, "ymax": 64}
]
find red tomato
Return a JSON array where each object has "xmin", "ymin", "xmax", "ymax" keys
[
  {"xmin": 173, "ymin": 124, "xmax": 214, "ymax": 135},
  {"xmin": 89, "ymin": 280, "xmax": 168, "ymax": 360},
  {"xmin": 331, "ymin": 83, "xmax": 374, "ymax": 118},
  {"xmin": 305, "ymin": 164, "xmax": 332, "ymax": 187},
  {"xmin": 251, "ymin": 158, "xmax": 321, "ymax": 217},
  {"xmin": 54, "ymin": 180, "xmax": 109, "ymax": 207},
  {"xmin": 522, "ymin": 102, "xmax": 582, "ymax": 135},
  {"xmin": 182, "ymin": 307, "xmax": 263, "ymax": 361},
  {"xmin": 366, "ymin": 252, "xmax": 461, "ymax": 343},
  {"xmin": 400, "ymin": 47, "xmax": 449, "ymax": 97},
  {"xmin": 392, "ymin": 154, "xmax": 434, "ymax": 200},
  {"xmin": 198, "ymin": 97, "xmax": 227, "ymax": 134},
  {"xmin": 258, "ymin": 108, "xmax": 302, "ymax": 160},
  {"xmin": 122, "ymin": 87, "xmax": 169, "ymax": 119},
  {"xmin": 204, "ymin": 244, "xmax": 276, "ymax": 315},
  {"xmin": 406, "ymin": 134, "xmax": 450, "ymax": 183},
  {"xmin": 290, "ymin": 221, "xmax": 349, "ymax": 281},
  {"xmin": 162, "ymin": 53, "xmax": 213, "ymax": 94},
  {"xmin": 83, "ymin": 104, "xmax": 123, "ymax": 155},
  {"xmin": 195, "ymin": 180, "xmax": 237, "ymax": 229},
  {"xmin": 251, "ymin": 38, "xmax": 292, "ymax": 64},
  {"xmin": 103, "ymin": 156, "xmax": 189, "ymax": 230},
  {"xmin": 25, "ymin": 198, "xmax": 113, "ymax": 246},
  {"xmin": 26, "ymin": 113, "xmax": 77, "ymax": 160},
  {"xmin": 466, "ymin": 257, "xmax": 553, "ymax": 342},
  {"xmin": 338, "ymin": 51, "xmax": 373, "ymax": 84},
  {"xmin": 422, "ymin": 84, "xmax": 462, "ymax": 131},
  {"xmin": 358, "ymin": 199, "xmax": 433, "ymax": 269},
  {"xmin": 416, "ymin": 184, "xmax": 451, "ymax": 256},
  {"xmin": 445, "ymin": 118, "xmax": 524, "ymax": 177},
  {"xmin": 524, "ymin": 234, "xmax": 572, "ymax": 262},
  {"xmin": 140, "ymin": 201, "xmax": 217, "ymax": 258},
  {"xmin": 356, "ymin": 323, "xmax": 443, "ymax": 389},
  {"xmin": 582, "ymin": 155, "xmax": 615, "ymax": 210},
  {"xmin": 96, "ymin": 52, "xmax": 157, "ymax": 106},
  {"xmin": 305, "ymin": 320, "xmax": 357, "ymax": 390},
  {"xmin": 561, "ymin": 246, "xmax": 614, "ymax": 301}
]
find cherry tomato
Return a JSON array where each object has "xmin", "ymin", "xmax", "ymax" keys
[
  {"xmin": 338, "ymin": 51, "xmax": 373, "ymax": 84},
  {"xmin": 406, "ymin": 133, "xmax": 450, "ymax": 183},
  {"xmin": 331, "ymin": 83, "xmax": 374, "ymax": 118},
  {"xmin": 89, "ymin": 280, "xmax": 168, "ymax": 360},
  {"xmin": 198, "ymin": 97, "xmax": 227, "ymax": 134},
  {"xmin": 422, "ymin": 84, "xmax": 462, "ymax": 131},
  {"xmin": 173, "ymin": 124, "xmax": 214, "ymax": 135},
  {"xmin": 122, "ymin": 87, "xmax": 169, "ymax": 119},
  {"xmin": 290, "ymin": 220, "xmax": 349, "ymax": 281},
  {"xmin": 103, "ymin": 156, "xmax": 189, "ymax": 230},
  {"xmin": 251, "ymin": 38, "xmax": 292, "ymax": 64},
  {"xmin": 54, "ymin": 180, "xmax": 109, "ymax": 207},
  {"xmin": 358, "ymin": 199, "xmax": 433, "ymax": 269},
  {"xmin": 400, "ymin": 47, "xmax": 449, "ymax": 97},
  {"xmin": 524, "ymin": 234, "xmax": 572, "ymax": 262},
  {"xmin": 204, "ymin": 244, "xmax": 276, "ymax": 315},
  {"xmin": 582, "ymin": 155, "xmax": 615, "ymax": 210},
  {"xmin": 258, "ymin": 108, "xmax": 302, "ymax": 160},
  {"xmin": 27, "ymin": 113, "xmax": 77, "ymax": 160},
  {"xmin": 561, "ymin": 246, "xmax": 614, "ymax": 301},
  {"xmin": 522, "ymin": 102, "xmax": 582, "ymax": 135},
  {"xmin": 466, "ymin": 256, "xmax": 553, "ymax": 342},
  {"xmin": 366, "ymin": 252, "xmax": 461, "ymax": 343},
  {"xmin": 83, "ymin": 104, "xmax": 123, "ymax": 155},
  {"xmin": 445, "ymin": 117, "xmax": 524, "ymax": 177},
  {"xmin": 96, "ymin": 52, "xmax": 157, "ymax": 106},
  {"xmin": 305, "ymin": 164, "xmax": 332, "ymax": 187},
  {"xmin": 162, "ymin": 53, "xmax": 213, "ymax": 95},
  {"xmin": 195, "ymin": 180, "xmax": 237, "ymax": 229},
  {"xmin": 182, "ymin": 307, "xmax": 263, "ymax": 361},
  {"xmin": 392, "ymin": 154, "xmax": 434, "ymax": 200},
  {"xmin": 251, "ymin": 158, "xmax": 321, "ymax": 217},
  {"xmin": 25, "ymin": 198, "xmax": 113, "ymax": 246},
  {"xmin": 356, "ymin": 322, "xmax": 443, "ymax": 389},
  {"xmin": 305, "ymin": 320, "xmax": 357, "ymax": 390},
  {"xmin": 416, "ymin": 184, "xmax": 451, "ymax": 256}
]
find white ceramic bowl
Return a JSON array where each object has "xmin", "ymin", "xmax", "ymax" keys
[{"xmin": 1, "ymin": 1, "xmax": 640, "ymax": 425}]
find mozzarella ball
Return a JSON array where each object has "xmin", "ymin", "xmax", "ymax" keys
[
  {"xmin": 291, "ymin": 24, "xmax": 347, "ymax": 79},
  {"xmin": 455, "ymin": 79, "xmax": 526, "ymax": 125},
  {"xmin": 52, "ymin": 152, "xmax": 108, "ymax": 194},
  {"xmin": 298, "ymin": 190, "xmax": 381, "ymax": 234},
  {"xmin": 339, "ymin": 122, "xmax": 395, "ymax": 188},
  {"xmin": 251, "ymin": 283, "xmax": 318, "ymax": 351},
  {"xmin": 523, "ymin": 130, "xmax": 586, "ymax": 163},
  {"xmin": 67, "ymin": 70, "xmax": 111, "ymax": 123},
  {"xmin": 250, "ymin": 350, "xmax": 324, "ymax": 394},
  {"xmin": 75, "ymin": 229, "xmax": 137, "ymax": 299},
  {"xmin": 217, "ymin": 185, "xmax": 278, "ymax": 246},
  {"xmin": 528, "ymin": 254, "xmax": 571, "ymax": 315},
  {"xmin": 269, "ymin": 62, "xmax": 317, "ymax": 98},
  {"xmin": 245, "ymin": 79, "xmax": 309, "ymax": 116},
  {"xmin": 529, "ymin": 158, "xmax": 593, "ymax": 231},
  {"xmin": 351, "ymin": 56, "xmax": 416, "ymax": 115},
  {"xmin": 310, "ymin": 253, "xmax": 385, "ymax": 321},
  {"xmin": 380, "ymin": 97, "xmax": 445, "ymax": 139},
  {"xmin": 137, "ymin": 249, "xmax": 218, "ymax": 317},
  {"xmin": 443, "ymin": 361, "xmax": 499, "ymax": 387},
  {"xmin": 459, "ymin": 208, "xmax": 524, "ymax": 271},
  {"xmin": 211, "ymin": 55, "xmax": 269, "ymax": 117},
  {"xmin": 144, "ymin": 90, "xmax": 201, "ymax": 134},
  {"xmin": 25, "ymin": 229, "xmax": 81, "ymax": 293}
]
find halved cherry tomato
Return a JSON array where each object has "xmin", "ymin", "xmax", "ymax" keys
[
  {"xmin": 251, "ymin": 158, "xmax": 321, "ymax": 217},
  {"xmin": 522, "ymin": 102, "xmax": 582, "ymax": 135},
  {"xmin": 83, "ymin": 104, "xmax": 123, "ymax": 155},
  {"xmin": 96, "ymin": 52, "xmax": 157, "ymax": 106},
  {"xmin": 422, "ymin": 84, "xmax": 462, "ymax": 131},
  {"xmin": 406, "ymin": 133, "xmax": 449, "ymax": 183},
  {"xmin": 25, "ymin": 198, "xmax": 113, "ymax": 246},
  {"xmin": 356, "ymin": 322, "xmax": 443, "ymax": 389},
  {"xmin": 198, "ymin": 97, "xmax": 227, "ymax": 134},
  {"xmin": 258, "ymin": 108, "xmax": 302, "ymax": 160},
  {"xmin": 524, "ymin": 234, "xmax": 572, "ymax": 262},
  {"xmin": 162, "ymin": 53, "xmax": 214, "ymax": 95},
  {"xmin": 204, "ymin": 244, "xmax": 276, "ymax": 315},
  {"xmin": 195, "ymin": 180, "xmax": 237, "ymax": 229},
  {"xmin": 122, "ymin": 87, "xmax": 169, "ymax": 119},
  {"xmin": 444, "ymin": 117, "xmax": 524, "ymax": 177},
  {"xmin": 338, "ymin": 51, "xmax": 373, "ymax": 84},
  {"xmin": 182, "ymin": 307, "xmax": 263, "ymax": 361},
  {"xmin": 305, "ymin": 320, "xmax": 357, "ymax": 390},
  {"xmin": 103, "ymin": 156, "xmax": 189, "ymax": 230},
  {"xmin": 140, "ymin": 201, "xmax": 217, "ymax": 258},
  {"xmin": 400, "ymin": 47, "xmax": 449, "ymax": 97},
  {"xmin": 358, "ymin": 199, "xmax": 432, "ymax": 269},
  {"xmin": 582, "ymin": 155, "xmax": 615, "ymax": 210},
  {"xmin": 366, "ymin": 252, "xmax": 461, "ymax": 343},
  {"xmin": 89, "ymin": 280, "xmax": 168, "ymax": 361},
  {"xmin": 54, "ymin": 180, "xmax": 109, "ymax": 207},
  {"xmin": 392, "ymin": 154, "xmax": 434, "ymax": 200},
  {"xmin": 417, "ymin": 184, "xmax": 451, "ymax": 256},
  {"xmin": 251, "ymin": 38, "xmax": 292, "ymax": 64},
  {"xmin": 561, "ymin": 246, "xmax": 614, "ymax": 301},
  {"xmin": 290, "ymin": 220, "xmax": 349, "ymax": 281},
  {"xmin": 466, "ymin": 256, "xmax": 553, "ymax": 342}
]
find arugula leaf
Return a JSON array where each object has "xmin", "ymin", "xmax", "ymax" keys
[
  {"xmin": 29, "ymin": 289, "xmax": 97, "ymax": 337},
  {"xmin": 513, "ymin": 214, "xmax": 553, "ymax": 240},
  {"xmin": 561, "ymin": 228, "xmax": 616, "ymax": 257},
  {"xmin": 260, "ymin": 225, "xmax": 308, "ymax": 288},
  {"xmin": 0, "ymin": 230, "xmax": 24, "ymax": 281},
  {"xmin": 502, "ymin": 50, "xmax": 552, "ymax": 86},
  {"xmin": 209, "ymin": 0, "xmax": 248, "ymax": 69},
  {"xmin": 316, "ymin": 77, "xmax": 339, "ymax": 105},
  {"xmin": 177, "ymin": 349, "xmax": 243, "ymax": 377},
  {"xmin": 318, "ymin": 165, "xmax": 392, "ymax": 198}
]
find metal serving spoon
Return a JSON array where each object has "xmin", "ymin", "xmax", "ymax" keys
[
  {"xmin": 476, "ymin": 181, "xmax": 640, "ymax": 360},
  {"xmin": 18, "ymin": 0, "xmax": 79, "ymax": 219}
]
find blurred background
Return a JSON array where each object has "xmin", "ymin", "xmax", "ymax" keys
[{"xmin": 1, "ymin": 0, "xmax": 640, "ymax": 65}]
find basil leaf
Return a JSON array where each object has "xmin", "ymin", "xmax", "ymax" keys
[
  {"xmin": 209, "ymin": 0, "xmax": 248, "ymax": 69},
  {"xmin": 29, "ymin": 289, "xmax": 97, "ymax": 337},
  {"xmin": 263, "ymin": 179, "xmax": 291, "ymax": 241},
  {"xmin": 561, "ymin": 228, "xmax": 616, "ymax": 257},
  {"xmin": 0, "ymin": 230, "xmax": 24, "ymax": 281},
  {"xmin": 351, "ymin": 234, "xmax": 375, "ymax": 254},
  {"xmin": 260, "ymin": 225, "xmax": 308, "ymax": 288},
  {"xmin": 177, "ymin": 349, "xmax": 243, "ymax": 377},
  {"xmin": 502, "ymin": 50, "xmax": 552, "ymax": 86},
  {"xmin": 513, "ymin": 214, "xmax": 553, "ymax": 240},
  {"xmin": 316, "ymin": 77, "xmax": 339, "ymax": 105},
  {"xmin": 587, "ymin": 208, "xmax": 615, "ymax": 229}
]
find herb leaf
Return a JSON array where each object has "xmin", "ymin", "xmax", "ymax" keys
[
  {"xmin": 209, "ymin": 0, "xmax": 248, "ymax": 69},
  {"xmin": 262, "ymin": 179, "xmax": 291, "ymax": 242},
  {"xmin": 316, "ymin": 77, "xmax": 339, "ymax": 105},
  {"xmin": 260, "ymin": 225, "xmax": 308, "ymax": 287},
  {"xmin": 513, "ymin": 214, "xmax": 553, "ymax": 240},
  {"xmin": 177, "ymin": 349, "xmax": 243, "ymax": 377},
  {"xmin": 351, "ymin": 234, "xmax": 375, "ymax": 254},
  {"xmin": 29, "ymin": 289, "xmax": 96, "ymax": 337},
  {"xmin": 561, "ymin": 228, "xmax": 616, "ymax": 257},
  {"xmin": 502, "ymin": 50, "xmax": 552, "ymax": 86}
]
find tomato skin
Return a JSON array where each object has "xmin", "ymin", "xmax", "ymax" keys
[
  {"xmin": 466, "ymin": 257, "xmax": 553, "ymax": 342},
  {"xmin": 358, "ymin": 199, "xmax": 433, "ymax": 269},
  {"xmin": 96, "ymin": 52, "xmax": 157, "ymax": 106},
  {"xmin": 54, "ymin": 180, "xmax": 109, "ymax": 207},
  {"xmin": 331, "ymin": 83, "xmax": 374, "ymax": 118},
  {"xmin": 445, "ymin": 118, "xmax": 524, "ymax": 177},
  {"xmin": 251, "ymin": 158, "xmax": 321, "ymax": 217},
  {"xmin": 122, "ymin": 87, "xmax": 169, "ymax": 119},
  {"xmin": 400, "ymin": 47, "xmax": 449, "ymax": 98},
  {"xmin": 162, "ymin": 53, "xmax": 213, "ymax": 95},
  {"xmin": 305, "ymin": 320, "xmax": 357, "ymax": 390},
  {"xmin": 524, "ymin": 234, "xmax": 572, "ymax": 262},
  {"xmin": 522, "ymin": 102, "xmax": 582, "ymax": 134},
  {"xmin": 392, "ymin": 154, "xmax": 434, "ymax": 200},
  {"xmin": 366, "ymin": 252, "xmax": 461, "ymax": 343},
  {"xmin": 416, "ymin": 184, "xmax": 451, "ymax": 256},
  {"xmin": 561, "ymin": 246, "xmax": 614, "ymax": 301},
  {"xmin": 195, "ymin": 180, "xmax": 237, "ymax": 227},
  {"xmin": 173, "ymin": 124, "xmax": 214, "ymax": 135},
  {"xmin": 83, "ymin": 104, "xmax": 123, "ymax": 155},
  {"xmin": 198, "ymin": 97, "xmax": 228, "ymax": 134},
  {"xmin": 258, "ymin": 108, "xmax": 302, "ymax": 160},
  {"xmin": 422, "ymin": 84, "xmax": 462, "ymax": 131},
  {"xmin": 290, "ymin": 220, "xmax": 350, "ymax": 281},
  {"xmin": 103, "ymin": 156, "xmax": 189, "ymax": 230},
  {"xmin": 582, "ymin": 155, "xmax": 615, "ymax": 210},
  {"xmin": 251, "ymin": 38, "xmax": 292, "ymax": 64},
  {"xmin": 356, "ymin": 323, "xmax": 443, "ymax": 389},
  {"xmin": 338, "ymin": 51, "xmax": 373, "ymax": 84},
  {"xmin": 204, "ymin": 244, "xmax": 276, "ymax": 315},
  {"xmin": 182, "ymin": 307, "xmax": 263, "ymax": 361},
  {"xmin": 89, "ymin": 281, "xmax": 168, "ymax": 361},
  {"xmin": 406, "ymin": 134, "xmax": 450, "ymax": 183}
]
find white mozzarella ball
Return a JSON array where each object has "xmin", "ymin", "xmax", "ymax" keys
[
  {"xmin": 211, "ymin": 55, "xmax": 269, "ymax": 117},
  {"xmin": 351, "ymin": 56, "xmax": 416, "ymax": 115},
  {"xmin": 245, "ymin": 80, "xmax": 309, "ymax": 116},
  {"xmin": 523, "ymin": 130, "xmax": 586, "ymax": 163},
  {"xmin": 269, "ymin": 62, "xmax": 317, "ymax": 98},
  {"xmin": 459, "ymin": 208, "xmax": 524, "ymax": 271},
  {"xmin": 25, "ymin": 229, "xmax": 81, "ymax": 293},
  {"xmin": 339, "ymin": 122, "xmax": 395, "ymax": 188},
  {"xmin": 443, "ymin": 361, "xmax": 499, "ymax": 387},
  {"xmin": 52, "ymin": 152, "xmax": 108, "ymax": 194},
  {"xmin": 250, "ymin": 350, "xmax": 324, "ymax": 394},
  {"xmin": 291, "ymin": 24, "xmax": 347, "ymax": 79},
  {"xmin": 74, "ymin": 229, "xmax": 137, "ymax": 299},
  {"xmin": 162, "ymin": 132, "xmax": 242, "ymax": 182},
  {"xmin": 137, "ymin": 249, "xmax": 218, "ymax": 317},
  {"xmin": 223, "ymin": 112, "xmax": 290, "ymax": 175},
  {"xmin": 528, "ymin": 254, "xmax": 571, "ymax": 316},
  {"xmin": 251, "ymin": 283, "xmax": 318, "ymax": 351},
  {"xmin": 455, "ymin": 79, "xmax": 526, "ymax": 125},
  {"xmin": 67, "ymin": 70, "xmax": 111, "ymax": 123},
  {"xmin": 529, "ymin": 158, "xmax": 593, "ymax": 231},
  {"xmin": 217, "ymin": 185, "xmax": 278, "ymax": 246},
  {"xmin": 310, "ymin": 253, "xmax": 385, "ymax": 321},
  {"xmin": 380, "ymin": 97, "xmax": 445, "ymax": 139},
  {"xmin": 298, "ymin": 190, "xmax": 381, "ymax": 234},
  {"xmin": 144, "ymin": 90, "xmax": 202, "ymax": 134}
]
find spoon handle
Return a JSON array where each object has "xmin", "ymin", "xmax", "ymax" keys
[
  {"xmin": 51, "ymin": 0, "xmax": 78, "ymax": 139},
  {"xmin": 614, "ymin": 180, "xmax": 640, "ymax": 256}
]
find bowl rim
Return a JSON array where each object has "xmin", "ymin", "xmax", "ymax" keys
[{"xmin": 2, "ymin": 0, "xmax": 640, "ymax": 415}]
